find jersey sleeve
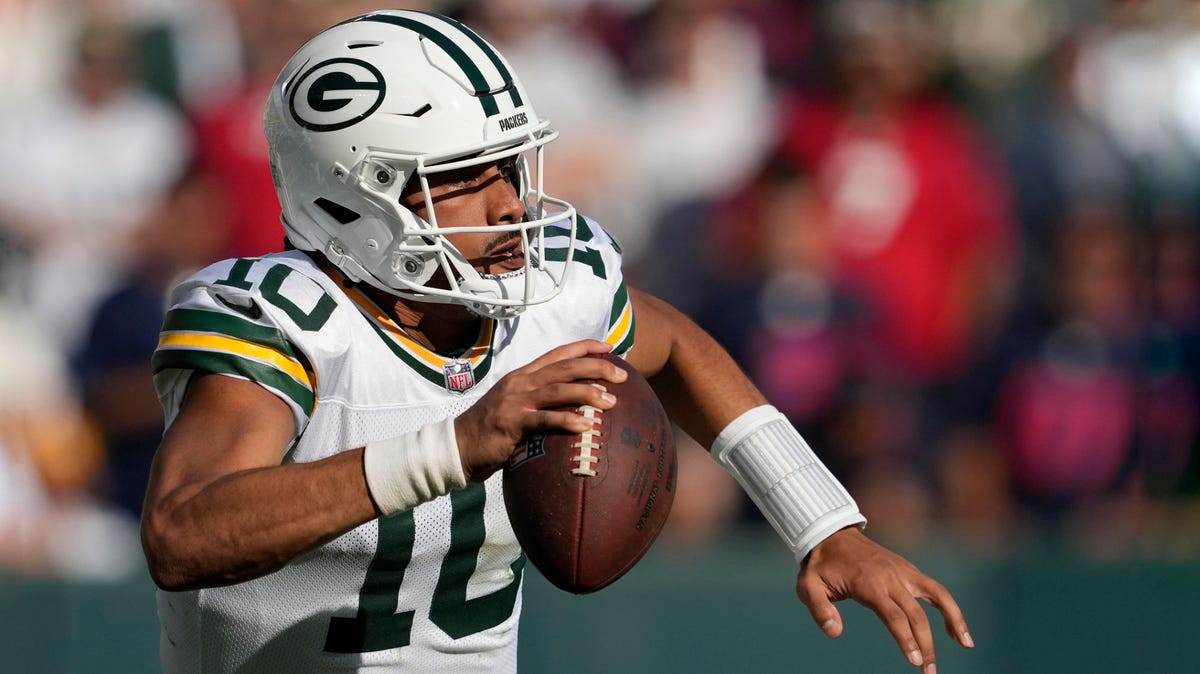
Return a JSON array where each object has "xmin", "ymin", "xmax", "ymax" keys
[
  {"xmin": 589, "ymin": 218, "xmax": 635, "ymax": 357},
  {"xmin": 604, "ymin": 275, "xmax": 634, "ymax": 357},
  {"xmin": 544, "ymin": 214, "xmax": 636, "ymax": 357},
  {"xmin": 152, "ymin": 258, "xmax": 319, "ymax": 437}
]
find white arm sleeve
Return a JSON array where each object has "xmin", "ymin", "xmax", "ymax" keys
[{"xmin": 711, "ymin": 405, "xmax": 866, "ymax": 563}]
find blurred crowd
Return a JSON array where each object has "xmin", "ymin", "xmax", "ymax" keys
[{"xmin": 1, "ymin": 0, "xmax": 1199, "ymax": 580}]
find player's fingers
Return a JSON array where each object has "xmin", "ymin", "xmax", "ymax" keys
[
  {"xmin": 916, "ymin": 577, "xmax": 974, "ymax": 649},
  {"xmin": 518, "ymin": 339, "xmax": 613, "ymax": 374},
  {"xmin": 526, "ymin": 353, "xmax": 629, "ymax": 390},
  {"xmin": 892, "ymin": 589, "xmax": 937, "ymax": 672},
  {"xmin": 864, "ymin": 589, "xmax": 926, "ymax": 669},
  {"xmin": 532, "ymin": 408, "xmax": 598, "ymax": 435},
  {"xmin": 541, "ymin": 354, "xmax": 627, "ymax": 382},
  {"xmin": 795, "ymin": 574, "xmax": 844, "ymax": 639},
  {"xmin": 530, "ymin": 382, "xmax": 618, "ymax": 415}
]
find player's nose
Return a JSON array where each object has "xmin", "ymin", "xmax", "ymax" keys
[{"xmin": 486, "ymin": 166, "xmax": 525, "ymax": 225}]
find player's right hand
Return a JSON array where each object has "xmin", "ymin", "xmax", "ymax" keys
[
  {"xmin": 797, "ymin": 526, "xmax": 973, "ymax": 674},
  {"xmin": 453, "ymin": 339, "xmax": 628, "ymax": 482}
]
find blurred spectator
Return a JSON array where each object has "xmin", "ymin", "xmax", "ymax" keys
[
  {"xmin": 191, "ymin": 0, "xmax": 437, "ymax": 260},
  {"xmin": 115, "ymin": 0, "xmax": 243, "ymax": 108},
  {"xmin": 0, "ymin": 300, "xmax": 140, "ymax": 579},
  {"xmin": 1002, "ymin": 210, "xmax": 1140, "ymax": 497},
  {"xmin": 766, "ymin": 0, "xmax": 1017, "ymax": 531},
  {"xmin": 693, "ymin": 0, "xmax": 1017, "ymax": 546},
  {"xmin": 75, "ymin": 169, "xmax": 229, "ymax": 518},
  {"xmin": 1166, "ymin": 0, "xmax": 1200, "ymax": 224},
  {"xmin": 1147, "ymin": 214, "xmax": 1200, "ymax": 342},
  {"xmin": 934, "ymin": 426, "xmax": 1017, "ymax": 556},
  {"xmin": 623, "ymin": 0, "xmax": 775, "ymax": 279},
  {"xmin": 187, "ymin": 0, "xmax": 314, "ymax": 260},
  {"xmin": 1001, "ymin": 27, "xmax": 1135, "ymax": 310},
  {"xmin": 1072, "ymin": 0, "xmax": 1194, "ymax": 205},
  {"xmin": 699, "ymin": 156, "xmax": 856, "ymax": 431},
  {"xmin": 0, "ymin": 0, "xmax": 77, "ymax": 100},
  {"xmin": 778, "ymin": 0, "xmax": 1015, "ymax": 387},
  {"xmin": 0, "ymin": 16, "xmax": 191, "ymax": 353},
  {"xmin": 984, "ymin": 205, "xmax": 1153, "ymax": 555},
  {"xmin": 466, "ymin": 0, "xmax": 642, "ymax": 263},
  {"xmin": 739, "ymin": 0, "xmax": 816, "ymax": 87},
  {"xmin": 935, "ymin": 0, "xmax": 1070, "ymax": 105},
  {"xmin": 1141, "ymin": 217, "xmax": 1200, "ymax": 499}
]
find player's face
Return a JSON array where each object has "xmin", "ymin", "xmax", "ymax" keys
[{"xmin": 401, "ymin": 158, "xmax": 527, "ymax": 276}]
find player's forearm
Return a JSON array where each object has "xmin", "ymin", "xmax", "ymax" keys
[
  {"xmin": 629, "ymin": 290, "xmax": 766, "ymax": 448},
  {"xmin": 629, "ymin": 291, "xmax": 864, "ymax": 560},
  {"xmin": 141, "ymin": 449, "xmax": 379, "ymax": 591}
]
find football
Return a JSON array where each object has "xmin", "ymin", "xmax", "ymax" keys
[{"xmin": 503, "ymin": 353, "xmax": 677, "ymax": 594}]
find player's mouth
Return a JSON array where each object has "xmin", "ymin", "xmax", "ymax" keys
[{"xmin": 487, "ymin": 237, "xmax": 525, "ymax": 272}]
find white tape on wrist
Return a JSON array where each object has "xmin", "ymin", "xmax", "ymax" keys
[
  {"xmin": 363, "ymin": 416, "xmax": 467, "ymax": 517},
  {"xmin": 711, "ymin": 405, "xmax": 866, "ymax": 563}
]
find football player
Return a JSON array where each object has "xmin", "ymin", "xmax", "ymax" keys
[{"xmin": 141, "ymin": 9, "xmax": 971, "ymax": 673}]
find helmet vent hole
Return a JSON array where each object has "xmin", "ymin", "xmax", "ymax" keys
[
  {"xmin": 347, "ymin": 41, "xmax": 382, "ymax": 49},
  {"xmin": 314, "ymin": 197, "xmax": 361, "ymax": 225}
]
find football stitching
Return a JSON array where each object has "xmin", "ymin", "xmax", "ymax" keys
[{"xmin": 570, "ymin": 384, "xmax": 605, "ymax": 477}]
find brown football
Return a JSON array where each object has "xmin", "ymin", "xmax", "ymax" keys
[{"xmin": 502, "ymin": 353, "xmax": 677, "ymax": 594}]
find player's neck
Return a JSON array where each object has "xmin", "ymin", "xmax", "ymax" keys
[
  {"xmin": 386, "ymin": 292, "xmax": 484, "ymax": 357},
  {"xmin": 308, "ymin": 250, "xmax": 486, "ymax": 356}
]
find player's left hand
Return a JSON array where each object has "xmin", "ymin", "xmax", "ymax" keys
[{"xmin": 797, "ymin": 526, "xmax": 973, "ymax": 674}]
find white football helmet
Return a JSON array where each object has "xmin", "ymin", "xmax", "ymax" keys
[{"xmin": 263, "ymin": 10, "xmax": 577, "ymax": 319}]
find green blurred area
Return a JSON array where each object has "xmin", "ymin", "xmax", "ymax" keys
[{"xmin": 3, "ymin": 529, "xmax": 1198, "ymax": 673}]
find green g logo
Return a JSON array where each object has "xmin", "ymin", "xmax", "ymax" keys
[{"xmin": 289, "ymin": 58, "xmax": 386, "ymax": 131}]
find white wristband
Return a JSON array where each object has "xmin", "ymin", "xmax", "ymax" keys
[
  {"xmin": 362, "ymin": 416, "xmax": 467, "ymax": 516},
  {"xmin": 711, "ymin": 405, "xmax": 866, "ymax": 563}
]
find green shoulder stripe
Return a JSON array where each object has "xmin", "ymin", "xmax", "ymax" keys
[
  {"xmin": 608, "ymin": 281, "xmax": 629, "ymax": 328},
  {"xmin": 152, "ymin": 349, "xmax": 315, "ymax": 415},
  {"xmin": 163, "ymin": 308, "xmax": 301, "ymax": 360}
]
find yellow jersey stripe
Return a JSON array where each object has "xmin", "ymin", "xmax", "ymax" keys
[
  {"xmin": 159, "ymin": 332, "xmax": 313, "ymax": 389},
  {"xmin": 605, "ymin": 301, "xmax": 633, "ymax": 348}
]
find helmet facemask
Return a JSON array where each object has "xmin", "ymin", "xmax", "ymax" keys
[{"xmin": 328, "ymin": 123, "xmax": 577, "ymax": 319}]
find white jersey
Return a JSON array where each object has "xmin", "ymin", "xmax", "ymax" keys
[{"xmin": 152, "ymin": 217, "xmax": 633, "ymax": 673}]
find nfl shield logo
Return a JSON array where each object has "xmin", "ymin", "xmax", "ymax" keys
[
  {"xmin": 508, "ymin": 435, "xmax": 545, "ymax": 469},
  {"xmin": 442, "ymin": 360, "xmax": 475, "ymax": 393}
]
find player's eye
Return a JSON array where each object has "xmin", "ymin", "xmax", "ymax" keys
[
  {"xmin": 444, "ymin": 167, "xmax": 481, "ymax": 188},
  {"xmin": 497, "ymin": 157, "xmax": 519, "ymax": 189}
]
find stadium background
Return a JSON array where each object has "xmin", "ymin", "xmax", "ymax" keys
[{"xmin": 2, "ymin": 0, "xmax": 1199, "ymax": 671}]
